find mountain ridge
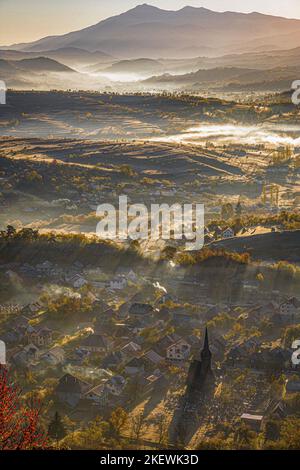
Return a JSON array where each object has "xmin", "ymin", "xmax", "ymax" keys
[{"xmin": 3, "ymin": 4, "xmax": 300, "ymax": 58}]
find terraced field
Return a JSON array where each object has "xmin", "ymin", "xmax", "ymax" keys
[
  {"xmin": 1, "ymin": 90, "xmax": 296, "ymax": 140},
  {"xmin": 0, "ymin": 92, "xmax": 298, "ymax": 245}
]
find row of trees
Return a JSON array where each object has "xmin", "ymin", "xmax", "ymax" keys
[
  {"xmin": 177, "ymin": 248, "xmax": 250, "ymax": 266},
  {"xmin": 209, "ymin": 210, "xmax": 300, "ymax": 232},
  {"xmin": 2, "ymin": 366, "xmax": 299, "ymax": 450},
  {"xmin": 59, "ymin": 408, "xmax": 170, "ymax": 449},
  {"xmin": 40, "ymin": 292, "xmax": 94, "ymax": 319},
  {"xmin": 0, "ymin": 225, "xmax": 39, "ymax": 240},
  {"xmin": 221, "ymin": 200, "xmax": 242, "ymax": 221},
  {"xmin": 261, "ymin": 184, "xmax": 280, "ymax": 206}
]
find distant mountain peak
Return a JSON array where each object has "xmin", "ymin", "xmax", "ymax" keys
[
  {"xmin": 128, "ymin": 3, "xmax": 162, "ymax": 14},
  {"xmin": 3, "ymin": 4, "xmax": 300, "ymax": 59},
  {"xmin": 134, "ymin": 3, "xmax": 157, "ymax": 9},
  {"xmin": 128, "ymin": 4, "xmax": 213, "ymax": 15}
]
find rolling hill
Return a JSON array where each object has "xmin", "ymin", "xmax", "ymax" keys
[
  {"xmin": 0, "ymin": 57, "xmax": 75, "ymax": 75},
  {"xmin": 195, "ymin": 46, "xmax": 300, "ymax": 70},
  {"xmin": 142, "ymin": 65, "xmax": 300, "ymax": 92},
  {"xmin": 102, "ymin": 58, "xmax": 163, "ymax": 74},
  {"xmin": 144, "ymin": 67, "xmax": 257, "ymax": 85},
  {"xmin": 210, "ymin": 230, "xmax": 300, "ymax": 262},
  {"xmin": 0, "ymin": 57, "xmax": 77, "ymax": 89},
  {"xmin": 0, "ymin": 47, "xmax": 113, "ymax": 68}
]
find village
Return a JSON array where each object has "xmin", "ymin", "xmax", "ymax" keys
[{"xmin": 0, "ymin": 223, "xmax": 299, "ymax": 448}]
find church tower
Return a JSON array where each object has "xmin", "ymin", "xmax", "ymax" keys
[
  {"xmin": 186, "ymin": 327, "xmax": 215, "ymax": 397},
  {"xmin": 200, "ymin": 327, "xmax": 212, "ymax": 374}
]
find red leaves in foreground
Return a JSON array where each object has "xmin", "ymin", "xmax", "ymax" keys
[{"xmin": 0, "ymin": 366, "xmax": 48, "ymax": 450}]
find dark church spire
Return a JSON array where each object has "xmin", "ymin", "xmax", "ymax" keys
[
  {"xmin": 201, "ymin": 326, "xmax": 212, "ymax": 363},
  {"xmin": 185, "ymin": 326, "xmax": 214, "ymax": 397},
  {"xmin": 204, "ymin": 326, "xmax": 209, "ymax": 350}
]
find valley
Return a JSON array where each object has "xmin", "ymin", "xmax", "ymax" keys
[{"xmin": 0, "ymin": 2, "xmax": 300, "ymax": 454}]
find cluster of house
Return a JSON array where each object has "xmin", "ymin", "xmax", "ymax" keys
[
  {"xmin": 237, "ymin": 297, "xmax": 300, "ymax": 326},
  {"xmin": 0, "ymin": 303, "xmax": 20, "ymax": 316},
  {"xmin": 1, "ymin": 295, "xmax": 200, "ymax": 410},
  {"xmin": 164, "ymin": 225, "xmax": 236, "ymax": 247},
  {"xmin": 66, "ymin": 267, "xmax": 138, "ymax": 291},
  {"xmin": 223, "ymin": 298, "xmax": 300, "ymax": 375},
  {"xmin": 3, "ymin": 292, "xmax": 299, "ymax": 367},
  {"xmin": 52, "ymin": 326, "xmax": 197, "ymax": 409},
  {"xmin": 18, "ymin": 261, "xmax": 64, "ymax": 279},
  {"xmin": 55, "ymin": 373, "xmax": 128, "ymax": 408},
  {"xmin": 3, "ymin": 313, "xmax": 58, "ymax": 368},
  {"xmin": 1, "ymin": 277, "xmax": 299, "ymax": 418},
  {"xmin": 6, "ymin": 260, "xmax": 140, "ymax": 292}
]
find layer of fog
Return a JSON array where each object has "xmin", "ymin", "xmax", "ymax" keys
[{"xmin": 151, "ymin": 123, "xmax": 300, "ymax": 147}]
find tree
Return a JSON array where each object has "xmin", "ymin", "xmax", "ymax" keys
[
  {"xmin": 109, "ymin": 407, "xmax": 128, "ymax": 439},
  {"xmin": 270, "ymin": 186, "xmax": 274, "ymax": 206},
  {"xmin": 155, "ymin": 414, "xmax": 169, "ymax": 446},
  {"xmin": 221, "ymin": 203, "xmax": 234, "ymax": 221},
  {"xmin": 17, "ymin": 228, "xmax": 39, "ymax": 241},
  {"xmin": 130, "ymin": 413, "xmax": 145, "ymax": 442},
  {"xmin": 160, "ymin": 245, "xmax": 177, "ymax": 261},
  {"xmin": 261, "ymin": 184, "xmax": 267, "ymax": 205},
  {"xmin": 6, "ymin": 225, "xmax": 16, "ymax": 238},
  {"xmin": 275, "ymin": 185, "xmax": 280, "ymax": 206},
  {"xmin": 0, "ymin": 366, "xmax": 48, "ymax": 450},
  {"xmin": 280, "ymin": 418, "xmax": 300, "ymax": 449},
  {"xmin": 234, "ymin": 423, "xmax": 256, "ymax": 449},
  {"xmin": 48, "ymin": 412, "xmax": 66, "ymax": 445},
  {"xmin": 129, "ymin": 239, "xmax": 141, "ymax": 253},
  {"xmin": 264, "ymin": 420, "xmax": 280, "ymax": 441},
  {"xmin": 235, "ymin": 199, "xmax": 242, "ymax": 218},
  {"xmin": 197, "ymin": 436, "xmax": 229, "ymax": 450},
  {"xmin": 256, "ymin": 273, "xmax": 264, "ymax": 284},
  {"xmin": 120, "ymin": 165, "xmax": 137, "ymax": 177},
  {"xmin": 61, "ymin": 417, "xmax": 109, "ymax": 450},
  {"xmin": 24, "ymin": 170, "xmax": 43, "ymax": 183}
]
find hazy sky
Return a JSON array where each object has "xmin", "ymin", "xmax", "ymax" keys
[{"xmin": 1, "ymin": 0, "xmax": 300, "ymax": 45}]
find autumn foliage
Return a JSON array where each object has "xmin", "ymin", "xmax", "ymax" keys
[
  {"xmin": 177, "ymin": 248, "xmax": 250, "ymax": 266},
  {"xmin": 0, "ymin": 366, "xmax": 48, "ymax": 450}
]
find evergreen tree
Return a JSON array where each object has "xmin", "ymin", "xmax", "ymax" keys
[
  {"xmin": 235, "ymin": 199, "xmax": 242, "ymax": 217},
  {"xmin": 270, "ymin": 185, "xmax": 275, "ymax": 206},
  {"xmin": 261, "ymin": 184, "xmax": 267, "ymax": 205},
  {"xmin": 275, "ymin": 185, "xmax": 280, "ymax": 206},
  {"xmin": 48, "ymin": 412, "xmax": 66, "ymax": 444}
]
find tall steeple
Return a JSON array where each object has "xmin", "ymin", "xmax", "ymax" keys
[
  {"xmin": 185, "ymin": 326, "xmax": 214, "ymax": 398},
  {"xmin": 204, "ymin": 326, "xmax": 209, "ymax": 349},
  {"xmin": 201, "ymin": 326, "xmax": 212, "ymax": 368}
]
